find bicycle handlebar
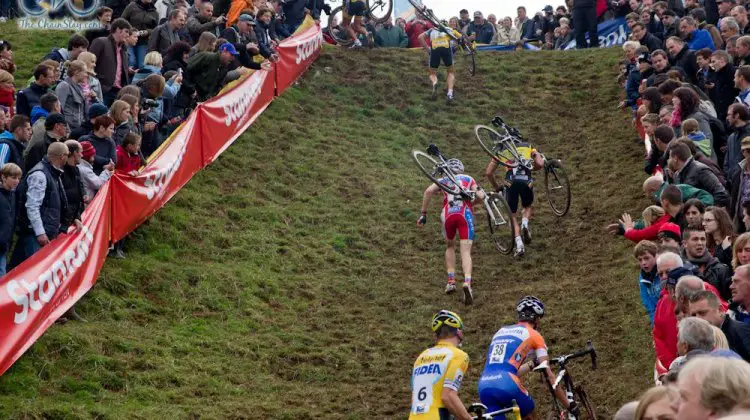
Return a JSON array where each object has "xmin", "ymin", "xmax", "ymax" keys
[{"xmin": 550, "ymin": 341, "xmax": 597, "ymax": 370}]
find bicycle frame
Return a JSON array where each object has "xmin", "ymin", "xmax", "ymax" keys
[
  {"xmin": 537, "ymin": 342, "xmax": 597, "ymax": 420},
  {"xmin": 488, "ymin": 118, "xmax": 533, "ymax": 171},
  {"xmin": 468, "ymin": 401, "xmax": 522, "ymax": 420}
]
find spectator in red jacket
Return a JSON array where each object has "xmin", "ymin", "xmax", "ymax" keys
[
  {"xmin": 405, "ymin": 15, "xmax": 434, "ymax": 48},
  {"xmin": 0, "ymin": 69, "xmax": 13, "ymax": 115},
  {"xmin": 653, "ymin": 253, "xmax": 727, "ymax": 376},
  {"xmin": 115, "ymin": 132, "xmax": 144, "ymax": 175}
]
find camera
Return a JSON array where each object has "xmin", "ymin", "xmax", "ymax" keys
[{"xmin": 142, "ymin": 98, "xmax": 158, "ymax": 110}]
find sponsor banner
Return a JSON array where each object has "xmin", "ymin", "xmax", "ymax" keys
[
  {"xmin": 110, "ymin": 111, "xmax": 203, "ymax": 242},
  {"xmin": 564, "ymin": 17, "xmax": 629, "ymax": 50},
  {"xmin": 200, "ymin": 68, "xmax": 275, "ymax": 165},
  {"xmin": 0, "ymin": 181, "xmax": 111, "ymax": 376},
  {"xmin": 275, "ymin": 17, "xmax": 323, "ymax": 95}
]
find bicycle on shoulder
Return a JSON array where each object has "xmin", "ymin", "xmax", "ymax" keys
[
  {"xmin": 413, "ymin": 144, "xmax": 516, "ymax": 258},
  {"xmin": 533, "ymin": 341, "xmax": 598, "ymax": 420},
  {"xmin": 327, "ymin": 0, "xmax": 393, "ymax": 47},
  {"xmin": 475, "ymin": 116, "xmax": 571, "ymax": 218},
  {"xmin": 408, "ymin": 0, "xmax": 476, "ymax": 77}
]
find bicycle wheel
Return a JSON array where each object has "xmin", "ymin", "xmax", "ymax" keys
[
  {"xmin": 544, "ymin": 160, "xmax": 571, "ymax": 217},
  {"xmin": 412, "ymin": 150, "xmax": 462, "ymax": 195},
  {"xmin": 485, "ymin": 192, "xmax": 514, "ymax": 255},
  {"xmin": 474, "ymin": 125, "xmax": 520, "ymax": 169},
  {"xmin": 574, "ymin": 386, "xmax": 597, "ymax": 420},
  {"xmin": 366, "ymin": 0, "xmax": 392, "ymax": 24},
  {"xmin": 327, "ymin": 6, "xmax": 353, "ymax": 46},
  {"xmin": 462, "ymin": 43, "xmax": 476, "ymax": 76}
]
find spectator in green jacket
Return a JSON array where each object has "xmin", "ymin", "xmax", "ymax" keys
[
  {"xmin": 375, "ymin": 19, "xmax": 408, "ymax": 48},
  {"xmin": 642, "ymin": 175, "xmax": 715, "ymax": 207}
]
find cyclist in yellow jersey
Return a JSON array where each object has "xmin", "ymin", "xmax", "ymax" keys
[
  {"xmin": 418, "ymin": 22, "xmax": 460, "ymax": 103},
  {"xmin": 342, "ymin": 0, "xmax": 372, "ymax": 48},
  {"xmin": 409, "ymin": 310, "xmax": 472, "ymax": 420},
  {"xmin": 484, "ymin": 140, "xmax": 544, "ymax": 258}
]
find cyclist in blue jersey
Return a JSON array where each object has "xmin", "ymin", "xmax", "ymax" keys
[{"xmin": 477, "ymin": 296, "xmax": 574, "ymax": 419}]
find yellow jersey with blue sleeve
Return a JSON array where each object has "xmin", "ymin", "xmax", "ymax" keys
[
  {"xmin": 429, "ymin": 29, "xmax": 452, "ymax": 49},
  {"xmin": 409, "ymin": 341, "xmax": 470, "ymax": 420},
  {"xmin": 498, "ymin": 141, "xmax": 537, "ymax": 182}
]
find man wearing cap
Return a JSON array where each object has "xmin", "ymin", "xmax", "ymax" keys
[
  {"xmin": 572, "ymin": 0, "xmax": 599, "ymax": 49},
  {"xmin": 24, "ymin": 113, "xmax": 67, "ymax": 174},
  {"xmin": 690, "ymin": 289, "xmax": 750, "ymax": 361},
  {"xmin": 77, "ymin": 140, "xmax": 112, "ymax": 199},
  {"xmin": 730, "ymin": 136, "xmax": 750, "ymax": 230},
  {"xmin": 222, "ymin": 14, "xmax": 263, "ymax": 67},
  {"xmin": 540, "ymin": 5, "xmax": 558, "ymax": 38},
  {"xmin": 69, "ymin": 102, "xmax": 108, "ymax": 140},
  {"xmin": 10, "ymin": 142, "xmax": 70, "ymax": 266},
  {"xmin": 620, "ymin": 53, "xmax": 654, "ymax": 109},
  {"xmin": 466, "ymin": 11, "xmax": 495, "ymax": 44},
  {"xmin": 183, "ymin": 42, "xmax": 239, "ymax": 103},
  {"xmin": 186, "ymin": 2, "xmax": 226, "ymax": 44}
]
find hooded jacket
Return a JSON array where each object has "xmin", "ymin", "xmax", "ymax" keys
[{"xmin": 639, "ymin": 266, "xmax": 661, "ymax": 324}]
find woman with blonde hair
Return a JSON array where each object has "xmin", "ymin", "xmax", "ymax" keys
[
  {"xmin": 732, "ymin": 232, "xmax": 750, "ymax": 269},
  {"xmin": 190, "ymin": 32, "xmax": 217, "ymax": 57},
  {"xmin": 55, "ymin": 60, "xmax": 91, "ymax": 130},
  {"xmin": 634, "ymin": 386, "xmax": 675, "ymax": 420},
  {"xmin": 642, "ymin": 205, "xmax": 666, "ymax": 227},
  {"xmin": 712, "ymin": 325, "xmax": 729, "ymax": 349},
  {"xmin": 0, "ymin": 69, "xmax": 14, "ymax": 113},
  {"xmin": 109, "ymin": 100, "xmax": 132, "ymax": 146},
  {"xmin": 133, "ymin": 51, "xmax": 164, "ymax": 83},
  {"xmin": 76, "ymin": 51, "xmax": 103, "ymax": 104}
]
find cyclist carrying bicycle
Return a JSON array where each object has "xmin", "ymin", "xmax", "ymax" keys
[
  {"xmin": 342, "ymin": 0, "xmax": 374, "ymax": 48},
  {"xmin": 418, "ymin": 20, "xmax": 461, "ymax": 103},
  {"xmin": 409, "ymin": 310, "xmax": 473, "ymax": 420},
  {"xmin": 477, "ymin": 296, "xmax": 573, "ymax": 420},
  {"xmin": 484, "ymin": 140, "xmax": 544, "ymax": 258},
  {"xmin": 417, "ymin": 158, "xmax": 485, "ymax": 305}
]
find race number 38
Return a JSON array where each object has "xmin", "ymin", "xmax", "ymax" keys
[{"xmin": 489, "ymin": 342, "xmax": 507, "ymax": 364}]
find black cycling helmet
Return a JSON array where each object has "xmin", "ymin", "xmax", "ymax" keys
[{"xmin": 517, "ymin": 296, "xmax": 545, "ymax": 322}]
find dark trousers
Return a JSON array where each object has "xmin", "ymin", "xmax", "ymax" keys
[
  {"xmin": 573, "ymin": 7, "xmax": 599, "ymax": 48},
  {"xmin": 103, "ymin": 87, "xmax": 121, "ymax": 107}
]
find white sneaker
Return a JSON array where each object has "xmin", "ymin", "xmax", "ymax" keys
[
  {"xmin": 445, "ymin": 283, "xmax": 457, "ymax": 294},
  {"xmin": 350, "ymin": 40, "xmax": 362, "ymax": 49},
  {"xmin": 462, "ymin": 283, "xmax": 474, "ymax": 305},
  {"xmin": 514, "ymin": 247, "xmax": 525, "ymax": 258}
]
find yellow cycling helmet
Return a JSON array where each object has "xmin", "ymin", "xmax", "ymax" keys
[{"xmin": 432, "ymin": 310, "xmax": 464, "ymax": 332}]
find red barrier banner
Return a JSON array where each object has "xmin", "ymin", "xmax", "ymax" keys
[
  {"xmin": 275, "ymin": 18, "xmax": 323, "ymax": 96},
  {"xmin": 0, "ymin": 182, "xmax": 112, "ymax": 376},
  {"xmin": 110, "ymin": 110, "xmax": 204, "ymax": 242},
  {"xmin": 200, "ymin": 68, "xmax": 275, "ymax": 165}
]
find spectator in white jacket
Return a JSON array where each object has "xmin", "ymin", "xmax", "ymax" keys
[
  {"xmin": 77, "ymin": 140, "xmax": 113, "ymax": 200},
  {"xmin": 493, "ymin": 16, "xmax": 520, "ymax": 45}
]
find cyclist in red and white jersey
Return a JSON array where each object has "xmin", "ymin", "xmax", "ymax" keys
[{"xmin": 417, "ymin": 158, "xmax": 485, "ymax": 305}]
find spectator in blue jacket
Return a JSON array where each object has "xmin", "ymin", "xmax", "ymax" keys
[
  {"xmin": 466, "ymin": 11, "xmax": 495, "ymax": 44},
  {"xmin": 635, "ymin": 240, "xmax": 662, "ymax": 323},
  {"xmin": 681, "ymin": 15, "xmax": 716, "ymax": 51}
]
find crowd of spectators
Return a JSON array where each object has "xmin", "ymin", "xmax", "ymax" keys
[
  {"xmin": 0, "ymin": 0, "xmax": 319, "ymax": 319},
  {"xmin": 606, "ymin": 0, "xmax": 750, "ymax": 417}
]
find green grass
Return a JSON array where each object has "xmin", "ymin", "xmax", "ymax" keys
[{"xmin": 0, "ymin": 31, "xmax": 655, "ymax": 418}]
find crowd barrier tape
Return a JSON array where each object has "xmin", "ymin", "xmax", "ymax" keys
[{"xmin": 0, "ymin": 17, "xmax": 322, "ymax": 377}]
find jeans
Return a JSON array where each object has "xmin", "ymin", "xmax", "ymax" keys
[
  {"xmin": 9, "ymin": 233, "xmax": 41, "ymax": 270},
  {"xmin": 128, "ymin": 44, "xmax": 149, "ymax": 69},
  {"xmin": 573, "ymin": 7, "xmax": 599, "ymax": 48}
]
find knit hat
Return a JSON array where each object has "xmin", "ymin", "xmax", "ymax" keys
[
  {"xmin": 238, "ymin": 14, "xmax": 256, "ymax": 25},
  {"xmin": 88, "ymin": 103, "xmax": 109, "ymax": 120},
  {"xmin": 658, "ymin": 222, "xmax": 681, "ymax": 243},
  {"xmin": 666, "ymin": 266, "xmax": 693, "ymax": 287},
  {"xmin": 45, "ymin": 113, "xmax": 67, "ymax": 130},
  {"xmin": 638, "ymin": 53, "xmax": 651, "ymax": 64},
  {"xmin": 80, "ymin": 141, "xmax": 96, "ymax": 160}
]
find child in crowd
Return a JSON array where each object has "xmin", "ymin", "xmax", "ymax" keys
[
  {"xmin": 116, "ymin": 132, "xmax": 144, "ymax": 176},
  {"xmin": 680, "ymin": 118, "xmax": 714, "ymax": 161},
  {"xmin": 634, "ymin": 240, "xmax": 660, "ymax": 324},
  {"xmin": 0, "ymin": 162, "xmax": 21, "ymax": 275}
]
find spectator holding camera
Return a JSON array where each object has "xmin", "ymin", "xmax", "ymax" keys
[{"xmin": 187, "ymin": 2, "xmax": 226, "ymax": 44}]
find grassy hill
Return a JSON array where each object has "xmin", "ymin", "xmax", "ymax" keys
[{"xmin": 0, "ymin": 26, "xmax": 655, "ymax": 419}]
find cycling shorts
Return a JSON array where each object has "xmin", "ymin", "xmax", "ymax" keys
[
  {"xmin": 346, "ymin": 0, "xmax": 366, "ymax": 17},
  {"xmin": 478, "ymin": 371, "xmax": 535, "ymax": 417},
  {"xmin": 506, "ymin": 180, "xmax": 533, "ymax": 214},
  {"xmin": 441, "ymin": 207, "xmax": 474, "ymax": 241},
  {"xmin": 429, "ymin": 47, "xmax": 454, "ymax": 69}
]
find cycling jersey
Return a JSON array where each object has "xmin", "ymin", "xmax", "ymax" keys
[
  {"xmin": 500, "ymin": 142, "xmax": 536, "ymax": 183},
  {"xmin": 428, "ymin": 28, "xmax": 452, "ymax": 49},
  {"xmin": 410, "ymin": 342, "xmax": 470, "ymax": 420},
  {"xmin": 440, "ymin": 175, "xmax": 476, "ymax": 241},
  {"xmin": 477, "ymin": 323, "xmax": 548, "ymax": 417}
]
